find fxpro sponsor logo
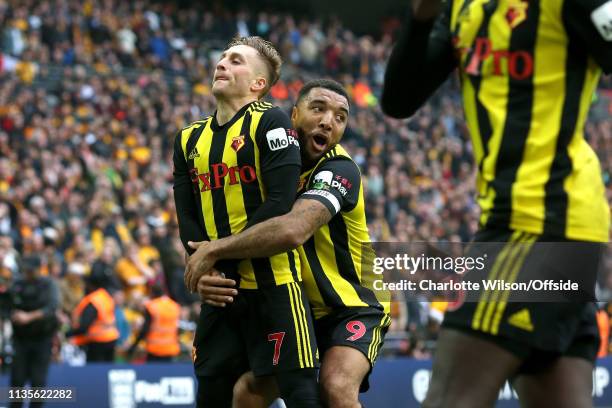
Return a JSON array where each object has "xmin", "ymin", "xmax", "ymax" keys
[
  {"xmin": 411, "ymin": 367, "xmax": 610, "ymax": 403},
  {"xmin": 266, "ymin": 128, "xmax": 300, "ymax": 151},
  {"xmin": 189, "ymin": 163, "xmax": 257, "ymax": 192},
  {"xmin": 108, "ymin": 369, "xmax": 195, "ymax": 406},
  {"xmin": 455, "ymin": 37, "xmax": 534, "ymax": 80}
]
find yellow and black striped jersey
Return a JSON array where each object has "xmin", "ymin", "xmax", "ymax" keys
[
  {"xmin": 296, "ymin": 144, "xmax": 390, "ymax": 319},
  {"xmin": 173, "ymin": 101, "xmax": 302, "ymax": 289},
  {"xmin": 441, "ymin": 0, "xmax": 612, "ymax": 242}
]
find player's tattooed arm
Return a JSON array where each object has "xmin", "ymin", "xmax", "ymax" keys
[
  {"xmin": 188, "ymin": 198, "xmax": 332, "ymax": 266},
  {"xmin": 285, "ymin": 198, "xmax": 333, "ymax": 244},
  {"xmin": 193, "ymin": 199, "xmax": 331, "ymax": 305}
]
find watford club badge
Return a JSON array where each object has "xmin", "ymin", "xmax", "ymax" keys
[
  {"xmin": 506, "ymin": 0, "xmax": 528, "ymax": 29},
  {"xmin": 231, "ymin": 134, "xmax": 245, "ymax": 152}
]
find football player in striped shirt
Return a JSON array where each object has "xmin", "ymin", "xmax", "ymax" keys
[
  {"xmin": 381, "ymin": 0, "xmax": 611, "ymax": 407},
  {"xmin": 174, "ymin": 36, "xmax": 321, "ymax": 408},
  {"xmin": 190, "ymin": 79, "xmax": 390, "ymax": 408}
]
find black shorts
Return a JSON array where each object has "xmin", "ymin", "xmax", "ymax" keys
[
  {"xmin": 443, "ymin": 227, "xmax": 603, "ymax": 373},
  {"xmin": 314, "ymin": 307, "xmax": 391, "ymax": 392},
  {"xmin": 193, "ymin": 281, "xmax": 319, "ymax": 377}
]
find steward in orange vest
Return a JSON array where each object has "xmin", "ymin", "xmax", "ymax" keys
[
  {"xmin": 127, "ymin": 285, "xmax": 180, "ymax": 362},
  {"xmin": 597, "ymin": 308, "xmax": 610, "ymax": 358},
  {"xmin": 66, "ymin": 271, "xmax": 119, "ymax": 362}
]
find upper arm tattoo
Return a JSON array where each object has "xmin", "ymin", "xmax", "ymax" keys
[{"xmin": 292, "ymin": 198, "xmax": 333, "ymax": 232}]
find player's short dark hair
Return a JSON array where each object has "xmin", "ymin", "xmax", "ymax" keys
[
  {"xmin": 296, "ymin": 79, "xmax": 350, "ymax": 108},
  {"xmin": 226, "ymin": 36, "xmax": 282, "ymax": 97}
]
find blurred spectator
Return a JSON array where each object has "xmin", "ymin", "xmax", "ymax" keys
[
  {"xmin": 65, "ymin": 270, "xmax": 119, "ymax": 362},
  {"xmin": 113, "ymin": 290, "xmax": 131, "ymax": 352},
  {"xmin": 115, "ymin": 243, "xmax": 155, "ymax": 301},
  {"xmin": 135, "ymin": 227, "xmax": 160, "ymax": 266},
  {"xmin": 59, "ymin": 261, "xmax": 85, "ymax": 316},
  {"xmin": 90, "ymin": 240, "xmax": 121, "ymax": 291},
  {"xmin": 8, "ymin": 256, "xmax": 59, "ymax": 408},
  {"xmin": 0, "ymin": 235, "xmax": 18, "ymax": 280},
  {"xmin": 126, "ymin": 284, "xmax": 180, "ymax": 362},
  {"xmin": 598, "ymin": 306, "xmax": 610, "ymax": 358}
]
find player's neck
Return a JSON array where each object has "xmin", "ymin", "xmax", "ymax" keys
[
  {"xmin": 215, "ymin": 96, "xmax": 258, "ymax": 126},
  {"xmin": 301, "ymin": 155, "xmax": 316, "ymax": 172}
]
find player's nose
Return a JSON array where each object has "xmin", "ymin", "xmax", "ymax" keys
[
  {"xmin": 318, "ymin": 111, "xmax": 333, "ymax": 131},
  {"xmin": 215, "ymin": 58, "xmax": 228, "ymax": 72}
]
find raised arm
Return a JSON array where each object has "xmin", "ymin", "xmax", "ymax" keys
[
  {"xmin": 381, "ymin": 0, "xmax": 457, "ymax": 118},
  {"xmin": 565, "ymin": 0, "xmax": 612, "ymax": 73}
]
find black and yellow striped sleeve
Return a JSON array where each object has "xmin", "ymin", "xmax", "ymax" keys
[
  {"xmin": 172, "ymin": 129, "xmax": 206, "ymax": 254},
  {"xmin": 301, "ymin": 158, "xmax": 361, "ymax": 217},
  {"xmin": 243, "ymin": 107, "xmax": 301, "ymax": 228}
]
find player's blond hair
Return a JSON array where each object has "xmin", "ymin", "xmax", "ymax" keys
[{"xmin": 227, "ymin": 36, "xmax": 282, "ymax": 97}]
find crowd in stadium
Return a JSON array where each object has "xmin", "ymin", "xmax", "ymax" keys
[{"xmin": 0, "ymin": 0, "xmax": 611, "ymax": 363}]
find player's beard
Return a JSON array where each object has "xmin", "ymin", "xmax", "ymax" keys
[{"xmin": 295, "ymin": 125, "xmax": 320, "ymax": 170}]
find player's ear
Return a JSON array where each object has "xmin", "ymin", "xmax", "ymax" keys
[
  {"xmin": 291, "ymin": 106, "xmax": 298, "ymax": 122},
  {"xmin": 251, "ymin": 76, "xmax": 266, "ymax": 94}
]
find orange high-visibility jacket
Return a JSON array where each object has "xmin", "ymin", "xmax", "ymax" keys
[
  {"xmin": 145, "ymin": 295, "xmax": 180, "ymax": 357},
  {"xmin": 72, "ymin": 288, "xmax": 119, "ymax": 346},
  {"xmin": 597, "ymin": 309, "xmax": 610, "ymax": 358}
]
